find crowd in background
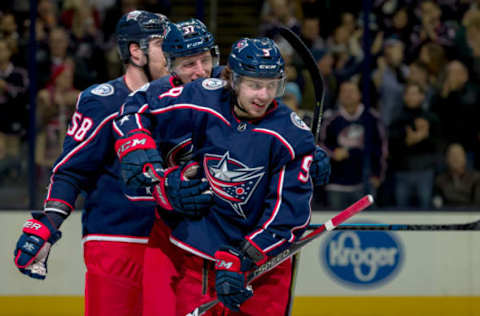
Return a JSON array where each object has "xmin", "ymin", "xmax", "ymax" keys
[{"xmin": 0, "ymin": 0, "xmax": 479, "ymax": 210}]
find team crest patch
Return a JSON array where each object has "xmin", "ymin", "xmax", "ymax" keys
[
  {"xmin": 202, "ymin": 78, "xmax": 226, "ymax": 90},
  {"xmin": 290, "ymin": 112, "xmax": 310, "ymax": 131},
  {"xmin": 204, "ymin": 152, "xmax": 264, "ymax": 219},
  {"xmin": 91, "ymin": 84, "xmax": 114, "ymax": 96}
]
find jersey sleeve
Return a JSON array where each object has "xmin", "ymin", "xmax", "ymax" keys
[
  {"xmin": 112, "ymin": 80, "xmax": 191, "ymax": 138},
  {"xmin": 44, "ymin": 91, "xmax": 118, "ymax": 216},
  {"xmin": 245, "ymin": 153, "xmax": 313, "ymax": 258}
]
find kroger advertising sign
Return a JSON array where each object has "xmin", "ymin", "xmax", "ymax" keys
[{"xmin": 321, "ymin": 228, "xmax": 404, "ymax": 288}]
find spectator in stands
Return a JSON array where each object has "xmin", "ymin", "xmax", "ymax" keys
[
  {"xmin": 455, "ymin": 10, "xmax": 480, "ymax": 82},
  {"xmin": 407, "ymin": 60, "xmax": 434, "ymax": 107},
  {"xmin": 36, "ymin": 59, "xmax": 78, "ymax": 176},
  {"xmin": 61, "ymin": 0, "xmax": 107, "ymax": 87},
  {"xmin": 430, "ymin": 60, "xmax": 480, "ymax": 166},
  {"xmin": 320, "ymin": 80, "xmax": 387, "ymax": 209},
  {"xmin": 37, "ymin": 0, "xmax": 58, "ymax": 33},
  {"xmin": 326, "ymin": 24, "xmax": 363, "ymax": 82},
  {"xmin": 282, "ymin": 81, "xmax": 302, "ymax": 113},
  {"xmin": 389, "ymin": 82, "xmax": 441, "ymax": 209},
  {"xmin": 434, "ymin": 143, "xmax": 480, "ymax": 208},
  {"xmin": 384, "ymin": 6, "xmax": 414, "ymax": 48},
  {"xmin": 418, "ymin": 41, "xmax": 448, "ymax": 89},
  {"xmin": 410, "ymin": 0, "xmax": 457, "ymax": 56},
  {"xmin": 310, "ymin": 48, "xmax": 337, "ymax": 112},
  {"xmin": 0, "ymin": 13, "xmax": 20, "ymax": 63},
  {"xmin": 258, "ymin": 0, "xmax": 301, "ymax": 38},
  {"xmin": 300, "ymin": 16, "xmax": 325, "ymax": 51},
  {"xmin": 373, "ymin": 37, "xmax": 409, "ymax": 127},
  {"xmin": 0, "ymin": 38, "xmax": 28, "ymax": 139}
]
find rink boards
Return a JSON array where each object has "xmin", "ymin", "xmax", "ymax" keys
[{"xmin": 1, "ymin": 211, "xmax": 479, "ymax": 315}]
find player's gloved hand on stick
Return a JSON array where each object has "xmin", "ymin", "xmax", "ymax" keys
[
  {"xmin": 152, "ymin": 161, "xmax": 213, "ymax": 217},
  {"xmin": 13, "ymin": 212, "xmax": 62, "ymax": 280},
  {"xmin": 214, "ymin": 241, "xmax": 266, "ymax": 311},
  {"xmin": 310, "ymin": 145, "xmax": 331, "ymax": 187},
  {"xmin": 115, "ymin": 130, "xmax": 164, "ymax": 188}
]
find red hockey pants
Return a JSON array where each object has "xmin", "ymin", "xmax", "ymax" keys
[
  {"xmin": 143, "ymin": 219, "xmax": 294, "ymax": 316},
  {"xmin": 84, "ymin": 240, "xmax": 147, "ymax": 316}
]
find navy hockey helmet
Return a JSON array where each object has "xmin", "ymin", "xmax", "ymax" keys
[
  {"xmin": 228, "ymin": 37, "xmax": 286, "ymax": 96},
  {"xmin": 116, "ymin": 10, "xmax": 168, "ymax": 62},
  {"xmin": 162, "ymin": 18, "xmax": 219, "ymax": 71}
]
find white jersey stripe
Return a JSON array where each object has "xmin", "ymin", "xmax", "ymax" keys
[
  {"xmin": 252, "ymin": 128, "xmax": 295, "ymax": 160},
  {"xmin": 151, "ymin": 103, "xmax": 231, "ymax": 127},
  {"xmin": 82, "ymin": 234, "xmax": 148, "ymax": 245}
]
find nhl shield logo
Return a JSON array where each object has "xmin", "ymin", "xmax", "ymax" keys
[{"xmin": 203, "ymin": 152, "xmax": 264, "ymax": 218}]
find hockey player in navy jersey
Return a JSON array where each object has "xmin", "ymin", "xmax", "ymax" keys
[
  {"xmin": 12, "ymin": 11, "xmax": 209, "ymax": 316},
  {"xmin": 113, "ymin": 37, "xmax": 316, "ymax": 315}
]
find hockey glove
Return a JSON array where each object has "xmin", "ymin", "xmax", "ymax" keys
[
  {"xmin": 214, "ymin": 242, "xmax": 267, "ymax": 311},
  {"xmin": 14, "ymin": 212, "xmax": 62, "ymax": 280},
  {"xmin": 310, "ymin": 145, "xmax": 331, "ymax": 187},
  {"xmin": 152, "ymin": 161, "xmax": 213, "ymax": 217},
  {"xmin": 115, "ymin": 131, "xmax": 164, "ymax": 188}
]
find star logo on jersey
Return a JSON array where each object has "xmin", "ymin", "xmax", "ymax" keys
[
  {"xmin": 204, "ymin": 152, "xmax": 264, "ymax": 219},
  {"xmin": 118, "ymin": 115, "xmax": 129, "ymax": 125}
]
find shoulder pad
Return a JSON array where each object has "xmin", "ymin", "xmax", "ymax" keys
[
  {"xmin": 201, "ymin": 78, "xmax": 226, "ymax": 90},
  {"xmin": 90, "ymin": 83, "xmax": 115, "ymax": 97}
]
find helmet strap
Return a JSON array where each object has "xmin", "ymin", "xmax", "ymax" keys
[{"xmin": 129, "ymin": 52, "xmax": 153, "ymax": 82}]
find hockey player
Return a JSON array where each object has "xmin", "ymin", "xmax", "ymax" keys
[
  {"xmin": 162, "ymin": 18, "xmax": 223, "ymax": 85},
  {"xmin": 158, "ymin": 18, "xmax": 330, "ymax": 183},
  {"xmin": 113, "ymin": 37, "xmax": 315, "ymax": 315},
  {"xmin": 13, "ymin": 11, "xmax": 210, "ymax": 316}
]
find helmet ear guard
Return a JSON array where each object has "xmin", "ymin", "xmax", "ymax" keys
[{"xmin": 228, "ymin": 37, "xmax": 286, "ymax": 97}]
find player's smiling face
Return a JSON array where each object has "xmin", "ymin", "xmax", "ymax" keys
[
  {"xmin": 235, "ymin": 76, "xmax": 279, "ymax": 120},
  {"xmin": 173, "ymin": 51, "xmax": 213, "ymax": 83}
]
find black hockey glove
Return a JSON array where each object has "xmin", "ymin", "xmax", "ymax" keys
[{"xmin": 310, "ymin": 145, "xmax": 331, "ymax": 187}]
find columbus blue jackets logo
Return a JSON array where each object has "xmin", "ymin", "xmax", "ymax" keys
[
  {"xmin": 204, "ymin": 152, "xmax": 264, "ymax": 219},
  {"xmin": 202, "ymin": 78, "xmax": 226, "ymax": 90},
  {"xmin": 290, "ymin": 112, "xmax": 310, "ymax": 131},
  {"xmin": 91, "ymin": 84, "xmax": 114, "ymax": 96}
]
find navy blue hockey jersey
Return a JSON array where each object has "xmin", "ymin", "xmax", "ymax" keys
[
  {"xmin": 114, "ymin": 78, "xmax": 315, "ymax": 260},
  {"xmin": 46, "ymin": 77, "xmax": 157, "ymax": 243}
]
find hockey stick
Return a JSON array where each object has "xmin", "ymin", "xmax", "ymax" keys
[
  {"xmin": 186, "ymin": 195, "xmax": 374, "ymax": 316},
  {"xmin": 278, "ymin": 26, "xmax": 326, "ymax": 143},
  {"xmin": 307, "ymin": 219, "xmax": 480, "ymax": 231},
  {"xmin": 276, "ymin": 28, "xmax": 327, "ymax": 315}
]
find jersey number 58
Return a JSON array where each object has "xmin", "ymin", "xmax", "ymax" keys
[{"xmin": 67, "ymin": 112, "xmax": 93, "ymax": 142}]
